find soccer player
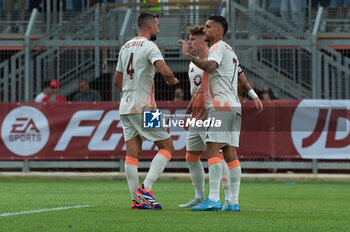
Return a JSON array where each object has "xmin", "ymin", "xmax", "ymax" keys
[
  {"xmin": 178, "ymin": 26, "xmax": 231, "ymax": 209},
  {"xmin": 179, "ymin": 16, "xmax": 263, "ymax": 211},
  {"xmin": 179, "ymin": 26, "xmax": 262, "ymax": 211},
  {"xmin": 114, "ymin": 11, "xmax": 179, "ymax": 210}
]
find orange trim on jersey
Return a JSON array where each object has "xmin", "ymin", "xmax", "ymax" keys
[
  {"xmin": 227, "ymin": 160, "xmax": 240, "ymax": 169},
  {"xmin": 125, "ymin": 156, "xmax": 139, "ymax": 166},
  {"xmin": 186, "ymin": 152, "xmax": 201, "ymax": 162},
  {"xmin": 208, "ymin": 157, "xmax": 221, "ymax": 166},
  {"xmin": 209, "ymin": 81, "xmax": 231, "ymax": 111},
  {"xmin": 131, "ymin": 107, "xmax": 139, "ymax": 114},
  {"xmin": 192, "ymin": 71, "xmax": 209, "ymax": 120},
  {"xmin": 219, "ymin": 152, "xmax": 224, "ymax": 160},
  {"xmin": 150, "ymin": 86, "xmax": 156, "ymax": 110},
  {"xmin": 211, "ymin": 43, "xmax": 219, "ymax": 51},
  {"xmin": 143, "ymin": 86, "xmax": 156, "ymax": 112},
  {"xmin": 192, "ymin": 90, "xmax": 208, "ymax": 120},
  {"xmin": 158, "ymin": 149, "xmax": 172, "ymax": 161}
]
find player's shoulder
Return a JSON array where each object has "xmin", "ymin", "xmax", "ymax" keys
[
  {"xmin": 210, "ymin": 42, "xmax": 219, "ymax": 51},
  {"xmin": 218, "ymin": 40, "xmax": 232, "ymax": 50},
  {"xmin": 147, "ymin": 40, "xmax": 161, "ymax": 51}
]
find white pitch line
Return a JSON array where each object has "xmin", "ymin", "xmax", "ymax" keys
[
  {"xmin": 0, "ymin": 205, "xmax": 93, "ymax": 217},
  {"xmin": 247, "ymin": 209, "xmax": 350, "ymax": 215}
]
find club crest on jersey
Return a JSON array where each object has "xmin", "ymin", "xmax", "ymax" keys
[
  {"xmin": 190, "ymin": 68, "xmax": 194, "ymax": 72},
  {"xmin": 143, "ymin": 109, "xmax": 161, "ymax": 128},
  {"xmin": 194, "ymin": 75, "xmax": 202, "ymax": 86}
]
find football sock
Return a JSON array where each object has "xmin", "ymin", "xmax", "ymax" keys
[
  {"xmin": 228, "ymin": 160, "xmax": 241, "ymax": 205},
  {"xmin": 220, "ymin": 155, "xmax": 231, "ymax": 202},
  {"xmin": 143, "ymin": 149, "xmax": 171, "ymax": 191},
  {"xmin": 186, "ymin": 152, "xmax": 205, "ymax": 199},
  {"xmin": 125, "ymin": 156, "xmax": 140, "ymax": 202},
  {"xmin": 208, "ymin": 157, "xmax": 222, "ymax": 202}
]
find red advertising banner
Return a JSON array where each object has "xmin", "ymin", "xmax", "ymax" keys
[{"xmin": 0, "ymin": 100, "xmax": 349, "ymax": 160}]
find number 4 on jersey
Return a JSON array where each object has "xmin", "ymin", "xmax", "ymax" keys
[{"xmin": 127, "ymin": 52, "xmax": 135, "ymax": 79}]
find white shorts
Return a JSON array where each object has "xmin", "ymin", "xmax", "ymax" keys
[
  {"xmin": 205, "ymin": 111, "xmax": 241, "ymax": 147},
  {"xmin": 120, "ymin": 114, "xmax": 170, "ymax": 142},
  {"xmin": 186, "ymin": 125, "xmax": 206, "ymax": 151}
]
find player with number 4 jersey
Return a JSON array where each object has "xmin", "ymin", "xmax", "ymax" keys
[
  {"xmin": 117, "ymin": 37, "xmax": 163, "ymax": 115},
  {"xmin": 114, "ymin": 11, "xmax": 179, "ymax": 210}
]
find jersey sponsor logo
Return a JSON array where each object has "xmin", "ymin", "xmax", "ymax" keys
[
  {"xmin": 1, "ymin": 106, "xmax": 50, "ymax": 156},
  {"xmin": 143, "ymin": 109, "xmax": 162, "ymax": 128},
  {"xmin": 291, "ymin": 100, "xmax": 350, "ymax": 159}
]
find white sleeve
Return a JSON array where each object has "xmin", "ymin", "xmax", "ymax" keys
[
  {"xmin": 147, "ymin": 42, "xmax": 164, "ymax": 64},
  {"xmin": 116, "ymin": 49, "xmax": 123, "ymax": 72},
  {"xmin": 34, "ymin": 94, "xmax": 41, "ymax": 102},
  {"xmin": 208, "ymin": 42, "xmax": 224, "ymax": 67}
]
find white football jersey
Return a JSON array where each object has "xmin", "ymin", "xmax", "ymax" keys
[
  {"xmin": 188, "ymin": 62, "xmax": 204, "ymax": 97},
  {"xmin": 207, "ymin": 40, "xmax": 241, "ymax": 114},
  {"xmin": 116, "ymin": 37, "xmax": 164, "ymax": 115},
  {"xmin": 188, "ymin": 62, "xmax": 207, "ymax": 120}
]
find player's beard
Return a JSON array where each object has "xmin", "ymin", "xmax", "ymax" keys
[
  {"xmin": 204, "ymin": 34, "xmax": 213, "ymax": 44},
  {"xmin": 150, "ymin": 34, "xmax": 157, "ymax": 41}
]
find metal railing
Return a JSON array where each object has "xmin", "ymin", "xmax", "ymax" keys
[
  {"xmin": 230, "ymin": 1, "xmax": 350, "ymax": 99},
  {"xmin": 0, "ymin": 1, "xmax": 349, "ymax": 102}
]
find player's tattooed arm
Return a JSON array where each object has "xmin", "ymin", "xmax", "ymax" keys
[
  {"xmin": 238, "ymin": 72, "xmax": 253, "ymax": 93},
  {"xmin": 238, "ymin": 72, "xmax": 263, "ymax": 113},
  {"xmin": 113, "ymin": 71, "xmax": 123, "ymax": 92},
  {"xmin": 187, "ymin": 55, "xmax": 218, "ymax": 73},
  {"xmin": 178, "ymin": 39, "xmax": 217, "ymax": 73}
]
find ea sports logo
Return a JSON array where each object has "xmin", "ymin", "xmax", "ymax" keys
[{"xmin": 1, "ymin": 106, "xmax": 50, "ymax": 156}]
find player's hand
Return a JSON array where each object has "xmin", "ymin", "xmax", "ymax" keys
[
  {"xmin": 166, "ymin": 77, "xmax": 179, "ymax": 85},
  {"xmin": 178, "ymin": 39, "xmax": 190, "ymax": 57},
  {"xmin": 254, "ymin": 97, "xmax": 263, "ymax": 113}
]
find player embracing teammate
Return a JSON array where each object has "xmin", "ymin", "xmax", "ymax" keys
[
  {"xmin": 179, "ymin": 16, "xmax": 263, "ymax": 211},
  {"xmin": 115, "ymin": 12, "xmax": 262, "ymax": 211}
]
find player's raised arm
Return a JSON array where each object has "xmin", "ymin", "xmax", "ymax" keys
[
  {"xmin": 238, "ymin": 71, "xmax": 263, "ymax": 113},
  {"xmin": 113, "ymin": 71, "xmax": 123, "ymax": 92},
  {"xmin": 154, "ymin": 60, "xmax": 179, "ymax": 85},
  {"xmin": 178, "ymin": 39, "xmax": 218, "ymax": 73}
]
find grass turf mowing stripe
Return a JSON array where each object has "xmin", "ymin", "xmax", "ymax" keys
[
  {"xmin": 0, "ymin": 205, "xmax": 93, "ymax": 217},
  {"xmin": 248, "ymin": 209, "xmax": 350, "ymax": 215}
]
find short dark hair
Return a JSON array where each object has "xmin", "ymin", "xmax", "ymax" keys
[
  {"xmin": 42, "ymin": 80, "xmax": 51, "ymax": 89},
  {"xmin": 137, "ymin": 11, "xmax": 159, "ymax": 29},
  {"xmin": 188, "ymin": 26, "xmax": 205, "ymax": 36},
  {"xmin": 78, "ymin": 78, "xmax": 89, "ymax": 84},
  {"xmin": 208, "ymin": 15, "xmax": 228, "ymax": 36}
]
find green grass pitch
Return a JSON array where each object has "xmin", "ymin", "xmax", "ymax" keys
[{"xmin": 0, "ymin": 178, "xmax": 349, "ymax": 232}]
